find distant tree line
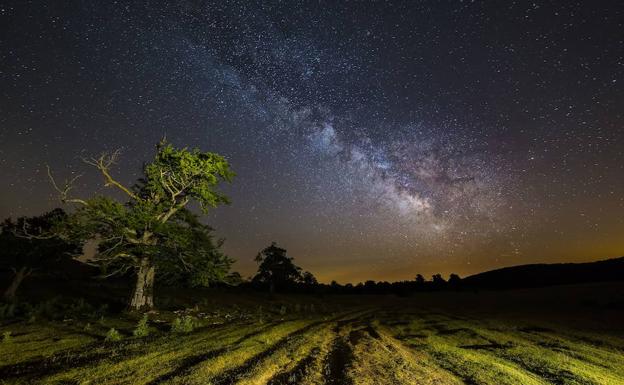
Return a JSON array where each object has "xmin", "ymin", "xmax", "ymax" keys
[{"xmin": 243, "ymin": 242, "xmax": 463, "ymax": 296}]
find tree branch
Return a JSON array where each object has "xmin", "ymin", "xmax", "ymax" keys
[
  {"xmin": 47, "ymin": 165, "xmax": 89, "ymax": 206},
  {"xmin": 83, "ymin": 151, "xmax": 139, "ymax": 201},
  {"xmin": 157, "ymin": 196, "xmax": 189, "ymax": 223}
]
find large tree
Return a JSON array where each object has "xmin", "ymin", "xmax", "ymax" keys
[
  {"xmin": 50, "ymin": 140, "xmax": 235, "ymax": 310},
  {"xmin": 252, "ymin": 242, "xmax": 302, "ymax": 295},
  {"xmin": 156, "ymin": 210, "xmax": 234, "ymax": 288},
  {"xmin": 0, "ymin": 209, "xmax": 81, "ymax": 302}
]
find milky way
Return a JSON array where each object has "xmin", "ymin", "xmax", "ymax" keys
[{"xmin": 1, "ymin": 1, "xmax": 623, "ymax": 282}]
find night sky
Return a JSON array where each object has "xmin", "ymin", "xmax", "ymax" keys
[{"xmin": 1, "ymin": 1, "xmax": 623, "ymax": 283}]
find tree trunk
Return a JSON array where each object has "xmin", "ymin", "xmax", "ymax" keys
[
  {"xmin": 3, "ymin": 266, "xmax": 29, "ymax": 302},
  {"xmin": 129, "ymin": 258, "xmax": 155, "ymax": 311},
  {"xmin": 269, "ymin": 280, "xmax": 275, "ymax": 297}
]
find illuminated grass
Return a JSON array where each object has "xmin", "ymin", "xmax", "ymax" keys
[
  {"xmin": 39, "ymin": 321, "xmax": 270, "ymax": 384},
  {"xmin": 235, "ymin": 323, "xmax": 334, "ymax": 385},
  {"xmin": 165, "ymin": 319, "xmax": 321, "ymax": 385},
  {"xmin": 350, "ymin": 324, "xmax": 463, "ymax": 385},
  {"xmin": 381, "ymin": 313, "xmax": 624, "ymax": 385},
  {"xmin": 1, "ymin": 303, "xmax": 622, "ymax": 384},
  {"xmin": 0, "ymin": 323, "xmax": 96, "ymax": 367}
]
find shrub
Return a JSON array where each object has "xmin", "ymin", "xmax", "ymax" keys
[
  {"xmin": 105, "ymin": 328, "xmax": 122, "ymax": 342},
  {"xmin": 133, "ymin": 315, "xmax": 150, "ymax": 338},
  {"xmin": 0, "ymin": 303, "xmax": 16, "ymax": 319},
  {"xmin": 2, "ymin": 331, "xmax": 12, "ymax": 343},
  {"xmin": 171, "ymin": 315, "xmax": 195, "ymax": 333},
  {"xmin": 257, "ymin": 306, "xmax": 264, "ymax": 325}
]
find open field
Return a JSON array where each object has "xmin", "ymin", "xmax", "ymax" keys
[{"xmin": 1, "ymin": 283, "xmax": 623, "ymax": 385}]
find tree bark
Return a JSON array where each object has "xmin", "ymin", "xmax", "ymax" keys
[
  {"xmin": 269, "ymin": 280, "xmax": 275, "ymax": 297},
  {"xmin": 2, "ymin": 266, "xmax": 29, "ymax": 302},
  {"xmin": 129, "ymin": 258, "xmax": 155, "ymax": 311}
]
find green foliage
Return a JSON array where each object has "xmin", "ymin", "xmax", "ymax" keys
[
  {"xmin": 157, "ymin": 211, "xmax": 234, "ymax": 288},
  {"xmin": 20, "ymin": 297, "xmax": 107, "ymax": 321},
  {"xmin": 143, "ymin": 141, "xmax": 235, "ymax": 213},
  {"xmin": 104, "ymin": 328, "xmax": 122, "ymax": 342},
  {"xmin": 133, "ymin": 314, "xmax": 150, "ymax": 338},
  {"xmin": 171, "ymin": 315, "xmax": 195, "ymax": 333},
  {"xmin": 2, "ymin": 331, "xmax": 12, "ymax": 343},
  {"xmin": 54, "ymin": 141, "xmax": 236, "ymax": 309}
]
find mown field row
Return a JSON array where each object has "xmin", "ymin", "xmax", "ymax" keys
[{"xmin": 1, "ymin": 307, "xmax": 623, "ymax": 385}]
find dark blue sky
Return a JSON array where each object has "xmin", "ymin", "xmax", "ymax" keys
[{"xmin": 1, "ymin": 1, "xmax": 623, "ymax": 282}]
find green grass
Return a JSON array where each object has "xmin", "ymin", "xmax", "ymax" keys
[{"xmin": 1, "ymin": 287, "xmax": 623, "ymax": 385}]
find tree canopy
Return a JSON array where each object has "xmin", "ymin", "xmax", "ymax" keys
[
  {"xmin": 252, "ymin": 242, "xmax": 303, "ymax": 294},
  {"xmin": 0, "ymin": 209, "xmax": 81, "ymax": 301},
  {"xmin": 51, "ymin": 140, "xmax": 235, "ymax": 310}
]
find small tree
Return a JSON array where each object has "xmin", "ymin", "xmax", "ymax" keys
[
  {"xmin": 431, "ymin": 273, "xmax": 447, "ymax": 290},
  {"xmin": 252, "ymin": 242, "xmax": 302, "ymax": 295},
  {"xmin": 0, "ymin": 209, "xmax": 80, "ymax": 302},
  {"xmin": 301, "ymin": 271, "xmax": 318, "ymax": 286},
  {"xmin": 448, "ymin": 273, "xmax": 461, "ymax": 286},
  {"xmin": 50, "ymin": 140, "xmax": 235, "ymax": 310}
]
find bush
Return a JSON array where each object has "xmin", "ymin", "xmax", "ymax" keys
[
  {"xmin": 2, "ymin": 331, "xmax": 12, "ymax": 343},
  {"xmin": 257, "ymin": 305, "xmax": 264, "ymax": 325},
  {"xmin": 18, "ymin": 297, "xmax": 107, "ymax": 321},
  {"xmin": 105, "ymin": 328, "xmax": 122, "ymax": 342},
  {"xmin": 171, "ymin": 315, "xmax": 195, "ymax": 333},
  {"xmin": 133, "ymin": 315, "xmax": 150, "ymax": 338},
  {"xmin": 0, "ymin": 303, "xmax": 16, "ymax": 319}
]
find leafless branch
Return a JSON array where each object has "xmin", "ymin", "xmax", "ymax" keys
[
  {"xmin": 82, "ymin": 150, "xmax": 139, "ymax": 201},
  {"xmin": 47, "ymin": 165, "xmax": 88, "ymax": 206}
]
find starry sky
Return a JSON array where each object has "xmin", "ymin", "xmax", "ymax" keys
[{"xmin": 1, "ymin": 1, "xmax": 623, "ymax": 283}]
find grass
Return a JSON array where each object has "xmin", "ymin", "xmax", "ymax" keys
[{"xmin": 0, "ymin": 284, "xmax": 623, "ymax": 384}]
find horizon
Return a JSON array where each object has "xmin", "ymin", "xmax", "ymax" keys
[
  {"xmin": 2, "ymin": 1, "xmax": 623, "ymax": 283},
  {"xmin": 241, "ymin": 253, "xmax": 624, "ymax": 285}
]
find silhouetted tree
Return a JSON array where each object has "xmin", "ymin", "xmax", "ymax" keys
[
  {"xmin": 431, "ymin": 273, "xmax": 447, "ymax": 289},
  {"xmin": 225, "ymin": 271, "xmax": 243, "ymax": 286},
  {"xmin": 252, "ymin": 242, "xmax": 302, "ymax": 295},
  {"xmin": 448, "ymin": 273, "xmax": 461, "ymax": 286},
  {"xmin": 49, "ymin": 140, "xmax": 235, "ymax": 310},
  {"xmin": 431, "ymin": 274, "xmax": 446, "ymax": 284},
  {"xmin": 302, "ymin": 271, "xmax": 318, "ymax": 285},
  {"xmin": 0, "ymin": 209, "xmax": 81, "ymax": 302},
  {"xmin": 364, "ymin": 280, "xmax": 376, "ymax": 294},
  {"xmin": 415, "ymin": 274, "xmax": 425, "ymax": 285}
]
